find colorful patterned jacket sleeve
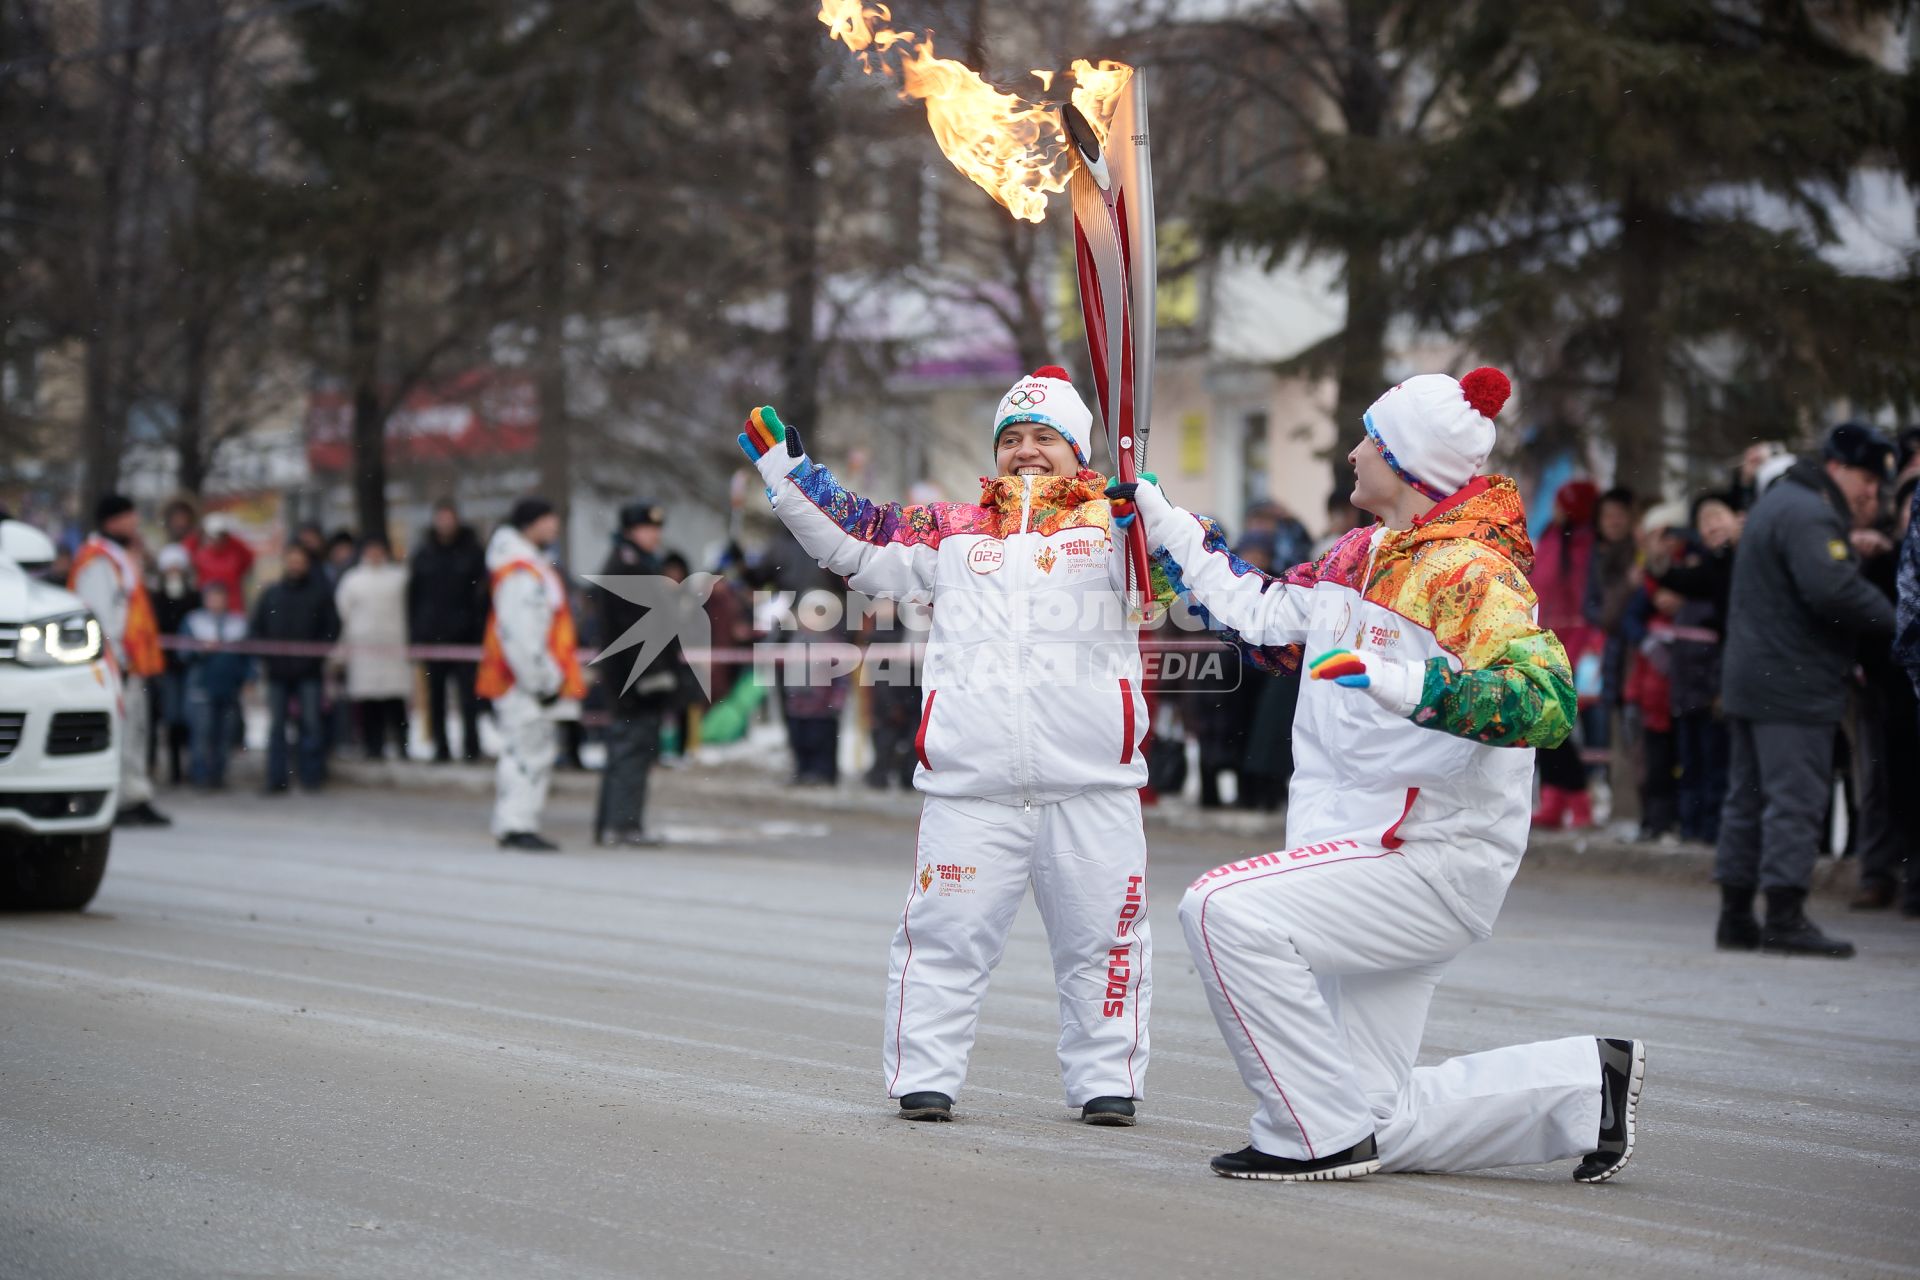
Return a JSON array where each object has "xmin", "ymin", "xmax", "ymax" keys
[
  {"xmin": 1137, "ymin": 481, "xmax": 1322, "ymax": 675},
  {"xmin": 1409, "ymin": 555, "xmax": 1576, "ymax": 749},
  {"xmin": 752, "ymin": 448, "xmax": 943, "ymax": 602}
]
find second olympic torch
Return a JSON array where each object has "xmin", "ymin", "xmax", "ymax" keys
[{"xmin": 1062, "ymin": 72, "xmax": 1155, "ymax": 614}]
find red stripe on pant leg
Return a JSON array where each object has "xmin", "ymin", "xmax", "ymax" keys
[
  {"xmin": 1195, "ymin": 850, "xmax": 1404, "ymax": 1158},
  {"xmin": 1380, "ymin": 787, "xmax": 1419, "ymax": 849},
  {"xmin": 1124, "ymin": 870, "xmax": 1147, "ymax": 1097},
  {"xmin": 914, "ymin": 690, "xmax": 936, "ymax": 770},
  {"xmin": 1119, "ymin": 678, "xmax": 1136, "ymax": 764},
  {"xmin": 888, "ymin": 810, "xmax": 924, "ymax": 1097}
]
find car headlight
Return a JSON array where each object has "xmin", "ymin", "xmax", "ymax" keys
[{"xmin": 15, "ymin": 612, "xmax": 103, "ymax": 666}]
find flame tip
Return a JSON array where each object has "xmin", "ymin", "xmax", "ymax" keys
[{"xmin": 818, "ymin": 0, "xmax": 1133, "ymax": 222}]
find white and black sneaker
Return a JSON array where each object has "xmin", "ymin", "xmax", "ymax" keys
[
  {"xmin": 1209, "ymin": 1134, "xmax": 1379, "ymax": 1182},
  {"xmin": 1573, "ymin": 1037, "xmax": 1645, "ymax": 1183}
]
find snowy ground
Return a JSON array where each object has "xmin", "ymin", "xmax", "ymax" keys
[{"xmin": 2, "ymin": 776, "xmax": 1917, "ymax": 1279}]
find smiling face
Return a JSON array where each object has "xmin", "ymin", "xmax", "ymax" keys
[
  {"xmin": 994, "ymin": 421, "xmax": 1079, "ymax": 478},
  {"xmin": 1345, "ymin": 434, "xmax": 1406, "ymax": 519}
]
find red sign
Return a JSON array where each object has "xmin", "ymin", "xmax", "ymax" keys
[{"xmin": 306, "ymin": 370, "xmax": 538, "ymax": 471}]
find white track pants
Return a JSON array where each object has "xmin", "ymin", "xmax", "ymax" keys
[
  {"xmin": 490, "ymin": 688, "xmax": 555, "ymax": 838},
  {"xmin": 1179, "ymin": 839, "xmax": 1600, "ymax": 1171},
  {"xmin": 884, "ymin": 790, "xmax": 1151, "ymax": 1106},
  {"xmin": 119, "ymin": 673, "xmax": 152, "ymax": 808}
]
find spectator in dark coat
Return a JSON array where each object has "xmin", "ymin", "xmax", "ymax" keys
[
  {"xmin": 408, "ymin": 500, "xmax": 489, "ymax": 762},
  {"xmin": 1715, "ymin": 425, "xmax": 1896, "ymax": 957},
  {"xmin": 251, "ymin": 544, "xmax": 341, "ymax": 792},
  {"xmin": 590, "ymin": 501, "xmax": 682, "ymax": 845},
  {"xmin": 1654, "ymin": 493, "xmax": 1741, "ymax": 844},
  {"xmin": 1850, "ymin": 471, "xmax": 1919, "ymax": 917}
]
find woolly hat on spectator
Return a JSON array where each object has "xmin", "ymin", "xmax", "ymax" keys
[
  {"xmin": 992, "ymin": 366, "xmax": 1093, "ymax": 466},
  {"xmin": 1363, "ymin": 367, "xmax": 1512, "ymax": 501},
  {"xmin": 508, "ymin": 497, "xmax": 555, "ymax": 530},
  {"xmin": 95, "ymin": 492, "xmax": 135, "ymax": 526}
]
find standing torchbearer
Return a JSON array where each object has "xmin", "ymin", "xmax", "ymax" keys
[{"xmin": 1113, "ymin": 368, "xmax": 1647, "ymax": 1183}]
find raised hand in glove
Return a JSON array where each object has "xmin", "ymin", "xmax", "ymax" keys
[
  {"xmin": 737, "ymin": 405, "xmax": 808, "ymax": 466},
  {"xmin": 1308, "ymin": 647, "xmax": 1424, "ymax": 717},
  {"xmin": 1102, "ymin": 471, "xmax": 1158, "ymax": 529}
]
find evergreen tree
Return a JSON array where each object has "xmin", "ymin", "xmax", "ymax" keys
[{"xmin": 1425, "ymin": 0, "xmax": 1917, "ymax": 490}]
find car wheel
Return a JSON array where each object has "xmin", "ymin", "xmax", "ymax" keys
[{"xmin": 0, "ymin": 830, "xmax": 112, "ymax": 911}]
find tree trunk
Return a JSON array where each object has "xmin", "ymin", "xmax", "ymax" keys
[
  {"xmin": 346, "ymin": 255, "xmax": 388, "ymax": 540},
  {"xmin": 1329, "ymin": 0, "xmax": 1389, "ymax": 478},
  {"xmin": 999, "ymin": 219, "xmax": 1054, "ymax": 372},
  {"xmin": 777, "ymin": 10, "xmax": 824, "ymax": 433},
  {"xmin": 533, "ymin": 193, "xmax": 573, "ymax": 538},
  {"xmin": 174, "ymin": 9, "xmax": 225, "ymax": 499},
  {"xmin": 175, "ymin": 307, "xmax": 211, "ymax": 496},
  {"xmin": 1610, "ymin": 187, "xmax": 1668, "ymax": 498},
  {"xmin": 78, "ymin": 0, "xmax": 151, "ymax": 507}
]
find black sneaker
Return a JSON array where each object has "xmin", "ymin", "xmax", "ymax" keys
[
  {"xmin": 115, "ymin": 802, "xmax": 173, "ymax": 828},
  {"xmin": 897, "ymin": 1091, "xmax": 953, "ymax": 1121},
  {"xmin": 1210, "ymin": 1135, "xmax": 1379, "ymax": 1182},
  {"xmin": 1761, "ymin": 888, "xmax": 1855, "ymax": 958},
  {"xmin": 498, "ymin": 831, "xmax": 560, "ymax": 853},
  {"xmin": 1081, "ymin": 1096, "xmax": 1137, "ymax": 1126},
  {"xmin": 1574, "ymin": 1037, "xmax": 1645, "ymax": 1183}
]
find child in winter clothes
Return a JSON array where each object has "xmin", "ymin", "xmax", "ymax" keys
[
  {"xmin": 1119, "ymin": 368, "xmax": 1643, "ymax": 1185},
  {"xmin": 737, "ymin": 367, "xmax": 1168, "ymax": 1127},
  {"xmin": 181, "ymin": 581, "xmax": 253, "ymax": 789}
]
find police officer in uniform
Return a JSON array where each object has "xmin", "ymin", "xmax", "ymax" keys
[
  {"xmin": 1716, "ymin": 423, "xmax": 1897, "ymax": 957},
  {"xmin": 592, "ymin": 501, "xmax": 681, "ymax": 847}
]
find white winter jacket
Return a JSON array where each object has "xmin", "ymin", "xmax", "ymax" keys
[
  {"xmin": 1138, "ymin": 476, "xmax": 1575, "ymax": 936},
  {"xmin": 334, "ymin": 562, "xmax": 412, "ymax": 699},
  {"xmin": 484, "ymin": 525, "xmax": 575, "ymax": 713},
  {"xmin": 754, "ymin": 445, "xmax": 1155, "ymax": 806}
]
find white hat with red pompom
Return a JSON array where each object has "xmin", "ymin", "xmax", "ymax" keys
[
  {"xmin": 993, "ymin": 365, "xmax": 1093, "ymax": 466},
  {"xmin": 1362, "ymin": 367, "xmax": 1512, "ymax": 501}
]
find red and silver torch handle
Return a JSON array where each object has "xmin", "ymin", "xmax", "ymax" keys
[{"xmin": 1063, "ymin": 73, "xmax": 1156, "ymax": 613}]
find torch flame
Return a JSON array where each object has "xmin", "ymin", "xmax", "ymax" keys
[{"xmin": 818, "ymin": 1, "xmax": 1132, "ymax": 224}]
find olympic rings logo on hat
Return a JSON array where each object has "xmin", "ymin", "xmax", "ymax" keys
[{"xmin": 1007, "ymin": 387, "xmax": 1048, "ymax": 409}]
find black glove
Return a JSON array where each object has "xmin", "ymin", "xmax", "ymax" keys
[
  {"xmin": 785, "ymin": 420, "xmax": 806, "ymax": 460},
  {"xmin": 1103, "ymin": 480, "xmax": 1138, "ymax": 504}
]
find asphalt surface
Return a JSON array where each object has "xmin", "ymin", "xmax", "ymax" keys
[{"xmin": 3, "ymin": 771, "xmax": 1918, "ymax": 1279}]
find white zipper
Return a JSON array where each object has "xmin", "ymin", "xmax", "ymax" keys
[{"xmin": 1014, "ymin": 475, "xmax": 1035, "ymax": 806}]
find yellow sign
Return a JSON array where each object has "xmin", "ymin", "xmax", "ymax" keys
[{"xmin": 1180, "ymin": 413, "xmax": 1206, "ymax": 475}]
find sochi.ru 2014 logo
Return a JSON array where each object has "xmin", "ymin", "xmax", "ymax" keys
[
  {"xmin": 1034, "ymin": 546, "xmax": 1057, "ymax": 575},
  {"xmin": 919, "ymin": 864, "xmax": 933, "ymax": 893}
]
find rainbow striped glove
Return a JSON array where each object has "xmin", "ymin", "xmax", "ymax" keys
[
  {"xmin": 1102, "ymin": 472, "xmax": 1158, "ymax": 529},
  {"xmin": 1309, "ymin": 647, "xmax": 1423, "ymax": 716},
  {"xmin": 738, "ymin": 405, "xmax": 808, "ymax": 467}
]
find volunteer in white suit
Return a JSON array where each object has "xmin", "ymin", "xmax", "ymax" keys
[
  {"xmin": 477, "ymin": 498, "xmax": 584, "ymax": 852},
  {"xmin": 1115, "ymin": 367, "xmax": 1647, "ymax": 1183},
  {"xmin": 738, "ymin": 368, "xmax": 1167, "ymax": 1125}
]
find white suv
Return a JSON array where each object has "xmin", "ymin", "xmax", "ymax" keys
[{"xmin": 0, "ymin": 519, "xmax": 119, "ymax": 910}]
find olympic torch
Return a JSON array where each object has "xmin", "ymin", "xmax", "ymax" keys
[{"xmin": 1062, "ymin": 71, "xmax": 1155, "ymax": 614}]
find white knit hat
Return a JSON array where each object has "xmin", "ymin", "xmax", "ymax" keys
[
  {"xmin": 1363, "ymin": 367, "xmax": 1511, "ymax": 500},
  {"xmin": 992, "ymin": 365, "xmax": 1093, "ymax": 466}
]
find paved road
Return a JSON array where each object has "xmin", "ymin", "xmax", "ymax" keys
[{"xmin": 3, "ymin": 775, "xmax": 1917, "ymax": 1279}]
